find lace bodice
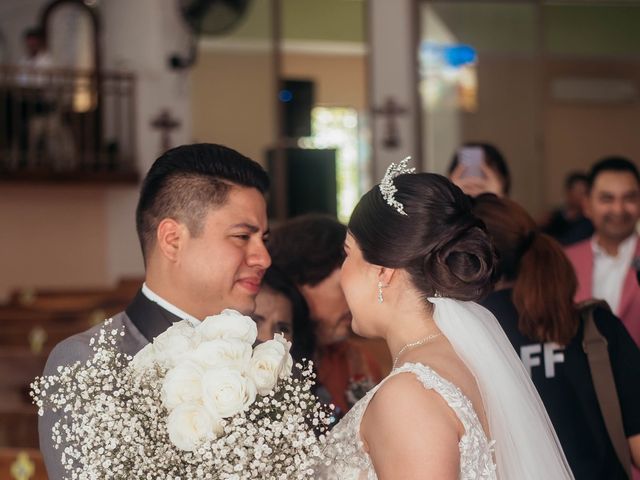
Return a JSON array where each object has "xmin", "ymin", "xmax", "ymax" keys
[{"xmin": 318, "ymin": 363, "xmax": 497, "ymax": 480}]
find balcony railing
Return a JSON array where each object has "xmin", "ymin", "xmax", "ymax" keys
[{"xmin": 0, "ymin": 65, "xmax": 138, "ymax": 183}]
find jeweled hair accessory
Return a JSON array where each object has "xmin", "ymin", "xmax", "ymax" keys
[{"xmin": 379, "ymin": 156, "xmax": 416, "ymax": 216}]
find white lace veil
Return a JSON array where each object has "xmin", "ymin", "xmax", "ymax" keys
[{"xmin": 428, "ymin": 297, "xmax": 574, "ymax": 480}]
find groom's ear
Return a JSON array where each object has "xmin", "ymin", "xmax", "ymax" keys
[{"xmin": 156, "ymin": 218, "xmax": 184, "ymax": 262}]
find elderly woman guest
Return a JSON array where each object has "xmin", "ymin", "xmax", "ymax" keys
[{"xmin": 253, "ymin": 266, "xmax": 315, "ymax": 363}]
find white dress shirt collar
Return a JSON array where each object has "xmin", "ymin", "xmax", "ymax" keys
[
  {"xmin": 141, "ymin": 283, "xmax": 200, "ymax": 326},
  {"xmin": 591, "ymin": 233, "xmax": 637, "ymax": 314},
  {"xmin": 592, "ymin": 232, "xmax": 637, "ymax": 259}
]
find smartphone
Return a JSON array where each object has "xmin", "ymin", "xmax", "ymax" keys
[{"xmin": 458, "ymin": 146, "xmax": 484, "ymax": 179}]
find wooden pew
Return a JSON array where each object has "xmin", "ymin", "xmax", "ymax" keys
[
  {"xmin": 0, "ymin": 315, "xmax": 84, "ymax": 452},
  {"xmin": 0, "ymin": 308, "xmax": 92, "ymax": 328},
  {"xmin": 0, "ymin": 292, "xmax": 137, "ymax": 352},
  {"xmin": 0, "ymin": 279, "xmax": 141, "ymax": 468},
  {"xmin": 0, "ymin": 448, "xmax": 47, "ymax": 480},
  {"xmin": 1, "ymin": 278, "xmax": 141, "ymax": 352},
  {"xmin": 0, "ymin": 309, "xmax": 96, "ymax": 354},
  {"xmin": 0, "ymin": 410, "xmax": 39, "ymax": 451},
  {"xmin": 0, "ymin": 349, "xmax": 47, "ymax": 409},
  {"xmin": 8, "ymin": 278, "xmax": 141, "ymax": 313},
  {"xmin": 0, "ymin": 349, "xmax": 45, "ymax": 450}
]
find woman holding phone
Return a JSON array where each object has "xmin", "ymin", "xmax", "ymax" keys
[{"xmin": 448, "ymin": 142, "xmax": 511, "ymax": 197}]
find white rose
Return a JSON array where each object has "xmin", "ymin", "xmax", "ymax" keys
[
  {"xmin": 198, "ymin": 309, "xmax": 257, "ymax": 344},
  {"xmin": 152, "ymin": 321, "xmax": 200, "ymax": 368},
  {"xmin": 249, "ymin": 338, "xmax": 290, "ymax": 395},
  {"xmin": 201, "ymin": 369, "xmax": 257, "ymax": 418},
  {"xmin": 189, "ymin": 339, "xmax": 252, "ymax": 371},
  {"xmin": 161, "ymin": 360, "xmax": 205, "ymax": 410},
  {"xmin": 162, "ymin": 319, "xmax": 197, "ymax": 338},
  {"xmin": 273, "ymin": 333, "xmax": 294, "ymax": 379},
  {"xmin": 249, "ymin": 348, "xmax": 280, "ymax": 395},
  {"xmin": 130, "ymin": 343, "xmax": 157, "ymax": 373},
  {"xmin": 166, "ymin": 401, "xmax": 223, "ymax": 451}
]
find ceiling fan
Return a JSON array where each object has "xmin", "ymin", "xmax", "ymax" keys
[{"xmin": 169, "ymin": 0, "xmax": 253, "ymax": 69}]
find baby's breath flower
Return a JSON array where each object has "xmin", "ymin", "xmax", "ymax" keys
[{"xmin": 31, "ymin": 313, "xmax": 331, "ymax": 479}]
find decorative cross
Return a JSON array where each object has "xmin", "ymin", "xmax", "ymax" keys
[
  {"xmin": 373, "ymin": 97, "xmax": 408, "ymax": 149},
  {"xmin": 151, "ymin": 109, "xmax": 181, "ymax": 153},
  {"xmin": 10, "ymin": 451, "xmax": 35, "ymax": 480},
  {"xmin": 28, "ymin": 326, "xmax": 47, "ymax": 354}
]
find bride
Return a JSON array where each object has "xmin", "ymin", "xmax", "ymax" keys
[{"xmin": 320, "ymin": 160, "xmax": 573, "ymax": 479}]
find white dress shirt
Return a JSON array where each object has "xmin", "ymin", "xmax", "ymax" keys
[
  {"xmin": 141, "ymin": 283, "xmax": 200, "ymax": 326},
  {"xmin": 592, "ymin": 233, "xmax": 637, "ymax": 314}
]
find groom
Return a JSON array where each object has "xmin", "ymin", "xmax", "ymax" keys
[{"xmin": 38, "ymin": 143, "xmax": 271, "ymax": 479}]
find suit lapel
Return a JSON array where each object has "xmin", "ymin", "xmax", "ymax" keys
[
  {"xmin": 617, "ymin": 238, "xmax": 640, "ymax": 318},
  {"xmin": 125, "ymin": 289, "xmax": 182, "ymax": 343}
]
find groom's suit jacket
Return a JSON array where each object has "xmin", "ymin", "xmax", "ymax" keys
[{"xmin": 38, "ymin": 290, "xmax": 181, "ymax": 480}]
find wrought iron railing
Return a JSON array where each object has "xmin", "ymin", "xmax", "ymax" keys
[{"xmin": 0, "ymin": 65, "xmax": 138, "ymax": 182}]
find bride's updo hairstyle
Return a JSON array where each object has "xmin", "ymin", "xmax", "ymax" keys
[{"xmin": 348, "ymin": 173, "xmax": 497, "ymax": 302}]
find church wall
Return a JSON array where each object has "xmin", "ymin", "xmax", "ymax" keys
[
  {"xmin": 0, "ymin": 0, "xmax": 109, "ymax": 300},
  {"xmin": 460, "ymin": 56, "xmax": 542, "ymax": 215},
  {"xmin": 459, "ymin": 55, "xmax": 640, "ymax": 216},
  {"xmin": 282, "ymin": 53, "xmax": 366, "ymax": 111},
  {"xmin": 542, "ymin": 58, "xmax": 640, "ymax": 211},
  {"xmin": 418, "ymin": 2, "xmax": 640, "ymax": 216},
  {"xmin": 191, "ymin": 48, "xmax": 366, "ymax": 167},
  {"xmin": 0, "ymin": 0, "xmax": 193, "ymax": 298},
  {"xmin": 369, "ymin": 0, "xmax": 421, "ymax": 182},
  {"xmin": 0, "ymin": 186, "xmax": 108, "ymax": 299},
  {"xmin": 191, "ymin": 50, "xmax": 275, "ymax": 166},
  {"xmin": 7, "ymin": 0, "xmax": 639, "ymax": 297},
  {"xmin": 0, "ymin": 0, "xmax": 50, "ymax": 64},
  {"xmin": 100, "ymin": 0, "xmax": 193, "ymax": 285}
]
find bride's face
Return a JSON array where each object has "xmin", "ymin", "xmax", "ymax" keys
[{"xmin": 340, "ymin": 233, "xmax": 378, "ymax": 337}]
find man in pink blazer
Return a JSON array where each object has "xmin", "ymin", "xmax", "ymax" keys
[{"xmin": 566, "ymin": 157, "xmax": 640, "ymax": 346}]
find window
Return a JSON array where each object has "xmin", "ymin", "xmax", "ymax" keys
[{"xmin": 298, "ymin": 106, "xmax": 364, "ymax": 223}]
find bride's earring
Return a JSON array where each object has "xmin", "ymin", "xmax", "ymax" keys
[{"xmin": 377, "ymin": 281, "xmax": 384, "ymax": 304}]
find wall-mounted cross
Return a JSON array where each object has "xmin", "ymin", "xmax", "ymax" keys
[
  {"xmin": 373, "ymin": 96, "xmax": 408, "ymax": 149},
  {"xmin": 151, "ymin": 109, "xmax": 181, "ymax": 153}
]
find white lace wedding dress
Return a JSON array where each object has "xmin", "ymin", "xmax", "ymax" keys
[
  {"xmin": 319, "ymin": 362, "xmax": 497, "ymax": 480},
  {"xmin": 319, "ymin": 299, "xmax": 574, "ymax": 479}
]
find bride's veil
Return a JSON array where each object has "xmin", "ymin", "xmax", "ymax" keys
[{"xmin": 429, "ymin": 297, "xmax": 574, "ymax": 480}]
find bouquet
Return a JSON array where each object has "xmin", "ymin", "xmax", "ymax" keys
[{"xmin": 32, "ymin": 309, "xmax": 330, "ymax": 479}]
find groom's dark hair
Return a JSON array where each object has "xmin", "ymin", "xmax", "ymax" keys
[{"xmin": 136, "ymin": 143, "xmax": 269, "ymax": 264}]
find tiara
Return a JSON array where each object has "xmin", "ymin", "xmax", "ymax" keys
[{"xmin": 379, "ymin": 157, "xmax": 416, "ymax": 216}]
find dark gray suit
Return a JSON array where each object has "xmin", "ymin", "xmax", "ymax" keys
[{"xmin": 38, "ymin": 291, "xmax": 181, "ymax": 479}]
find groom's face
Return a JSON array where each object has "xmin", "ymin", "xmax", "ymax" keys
[{"xmin": 177, "ymin": 186, "xmax": 271, "ymax": 318}]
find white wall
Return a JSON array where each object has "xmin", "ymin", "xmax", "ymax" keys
[
  {"xmin": 0, "ymin": 0, "xmax": 49, "ymax": 63},
  {"xmin": 101, "ymin": 0, "xmax": 193, "ymax": 283},
  {"xmin": 0, "ymin": 186, "xmax": 108, "ymax": 299},
  {"xmin": 369, "ymin": 0, "xmax": 421, "ymax": 179}
]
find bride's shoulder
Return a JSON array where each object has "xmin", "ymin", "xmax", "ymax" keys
[
  {"xmin": 361, "ymin": 367, "xmax": 463, "ymax": 441},
  {"xmin": 358, "ymin": 367, "xmax": 463, "ymax": 477}
]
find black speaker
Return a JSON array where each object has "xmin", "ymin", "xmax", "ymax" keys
[
  {"xmin": 267, "ymin": 148, "xmax": 337, "ymax": 218},
  {"xmin": 279, "ymin": 79, "xmax": 314, "ymax": 138}
]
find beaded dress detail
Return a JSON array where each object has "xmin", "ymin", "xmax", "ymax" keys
[{"xmin": 319, "ymin": 362, "xmax": 497, "ymax": 480}]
